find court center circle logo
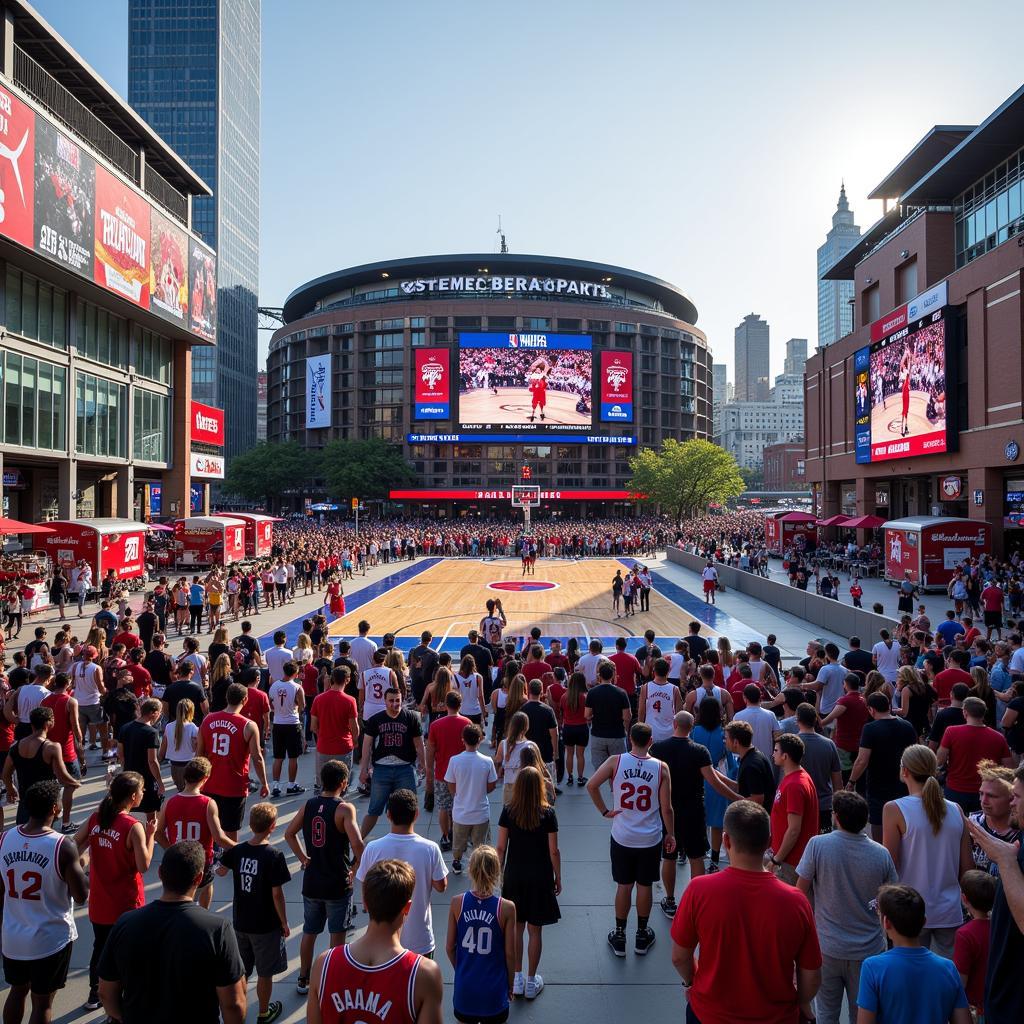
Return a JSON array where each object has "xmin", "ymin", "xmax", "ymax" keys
[{"xmin": 487, "ymin": 580, "xmax": 559, "ymax": 592}]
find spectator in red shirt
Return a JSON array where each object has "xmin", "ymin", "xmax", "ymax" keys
[
  {"xmin": 310, "ymin": 665, "xmax": 359, "ymax": 783},
  {"xmin": 933, "ymin": 649, "xmax": 974, "ymax": 707},
  {"xmin": 961, "ymin": 617, "xmax": 981, "ymax": 649},
  {"xmin": 546, "ymin": 638, "xmax": 572, "ymax": 677},
  {"xmin": 609, "ymin": 637, "xmax": 643, "ymax": 707},
  {"xmin": 671, "ymin": 800, "xmax": 821, "ymax": 1024},
  {"xmin": 125, "ymin": 648, "xmax": 153, "ymax": 699},
  {"xmin": 521, "ymin": 644, "xmax": 552, "ymax": 685},
  {"xmin": 426, "ymin": 689, "xmax": 470, "ymax": 852},
  {"xmin": 769, "ymin": 733, "xmax": 820, "ymax": 885},
  {"xmin": 111, "ymin": 616, "xmax": 142, "ymax": 654},
  {"xmin": 981, "ymin": 581, "xmax": 1005, "ymax": 641},
  {"xmin": 954, "ymin": 869, "xmax": 995, "ymax": 1015},
  {"xmin": 938, "ymin": 697, "xmax": 1014, "ymax": 812},
  {"xmin": 821, "ymin": 672, "xmax": 871, "ymax": 779}
]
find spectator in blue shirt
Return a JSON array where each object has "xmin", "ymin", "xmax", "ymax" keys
[
  {"xmin": 856, "ymin": 883, "xmax": 969, "ymax": 1024},
  {"xmin": 936, "ymin": 611, "xmax": 966, "ymax": 650}
]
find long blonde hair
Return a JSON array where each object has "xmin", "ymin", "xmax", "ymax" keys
[
  {"xmin": 430, "ymin": 666, "xmax": 453, "ymax": 710},
  {"xmin": 174, "ymin": 698, "xmax": 195, "ymax": 750},
  {"xmin": 505, "ymin": 674, "xmax": 528, "ymax": 727},
  {"xmin": 211, "ymin": 653, "xmax": 233, "ymax": 686},
  {"xmin": 717, "ymin": 636, "xmax": 734, "ymax": 668},
  {"xmin": 896, "ymin": 666, "xmax": 926, "ymax": 697},
  {"xmin": 468, "ymin": 845, "xmax": 502, "ymax": 895},
  {"xmin": 901, "ymin": 744, "xmax": 947, "ymax": 834}
]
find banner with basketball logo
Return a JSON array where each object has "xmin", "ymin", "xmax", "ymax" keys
[
  {"xmin": 600, "ymin": 351, "xmax": 633, "ymax": 422},
  {"xmin": 415, "ymin": 348, "xmax": 450, "ymax": 419}
]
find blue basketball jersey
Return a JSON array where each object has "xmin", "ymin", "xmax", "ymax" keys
[{"xmin": 454, "ymin": 891, "xmax": 508, "ymax": 1017}]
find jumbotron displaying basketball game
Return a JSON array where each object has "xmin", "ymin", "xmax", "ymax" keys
[{"xmin": 458, "ymin": 332, "xmax": 593, "ymax": 433}]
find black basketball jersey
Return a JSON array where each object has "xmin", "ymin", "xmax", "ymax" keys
[{"xmin": 301, "ymin": 795, "xmax": 352, "ymax": 900}]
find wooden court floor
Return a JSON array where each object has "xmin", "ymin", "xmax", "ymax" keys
[
  {"xmin": 327, "ymin": 558, "xmax": 712, "ymax": 645},
  {"xmin": 459, "ymin": 387, "xmax": 590, "ymax": 426}
]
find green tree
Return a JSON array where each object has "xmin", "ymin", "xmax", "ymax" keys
[
  {"xmin": 739, "ymin": 466, "xmax": 764, "ymax": 491},
  {"xmin": 223, "ymin": 441, "xmax": 313, "ymax": 508},
  {"xmin": 628, "ymin": 439, "xmax": 744, "ymax": 524},
  {"xmin": 320, "ymin": 437, "xmax": 415, "ymax": 501}
]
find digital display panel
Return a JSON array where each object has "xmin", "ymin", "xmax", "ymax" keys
[{"xmin": 458, "ymin": 332, "xmax": 592, "ymax": 435}]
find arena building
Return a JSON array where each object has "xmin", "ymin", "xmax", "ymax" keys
[
  {"xmin": 807, "ymin": 81, "xmax": 1024, "ymax": 554},
  {"xmin": 268, "ymin": 254, "xmax": 711, "ymax": 517}
]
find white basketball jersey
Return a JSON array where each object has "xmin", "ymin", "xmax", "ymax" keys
[
  {"xmin": 610, "ymin": 752, "xmax": 663, "ymax": 848},
  {"xmin": 456, "ymin": 672, "xmax": 481, "ymax": 715},
  {"xmin": 269, "ymin": 679, "xmax": 301, "ymax": 725},
  {"xmin": 0, "ymin": 827, "xmax": 77, "ymax": 959},
  {"xmin": 361, "ymin": 666, "xmax": 392, "ymax": 719},
  {"xmin": 645, "ymin": 682, "xmax": 676, "ymax": 743},
  {"xmin": 481, "ymin": 616, "xmax": 503, "ymax": 646},
  {"xmin": 667, "ymin": 652, "xmax": 686, "ymax": 680}
]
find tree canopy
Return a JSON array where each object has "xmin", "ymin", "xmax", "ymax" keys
[
  {"xmin": 628, "ymin": 439, "xmax": 744, "ymax": 524},
  {"xmin": 223, "ymin": 441, "xmax": 312, "ymax": 508},
  {"xmin": 319, "ymin": 437, "xmax": 415, "ymax": 501}
]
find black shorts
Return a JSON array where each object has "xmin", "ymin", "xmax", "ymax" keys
[
  {"xmin": 3, "ymin": 941, "xmax": 73, "ymax": 994},
  {"xmin": 984, "ymin": 610, "xmax": 1003, "ymax": 627},
  {"xmin": 211, "ymin": 792, "xmax": 246, "ymax": 833},
  {"xmin": 663, "ymin": 806, "xmax": 708, "ymax": 860},
  {"xmin": 610, "ymin": 836, "xmax": 662, "ymax": 886},
  {"xmin": 272, "ymin": 723, "xmax": 303, "ymax": 759},
  {"xmin": 562, "ymin": 724, "xmax": 589, "ymax": 748},
  {"xmin": 867, "ymin": 794, "xmax": 888, "ymax": 827},
  {"xmin": 455, "ymin": 1010, "xmax": 509, "ymax": 1024}
]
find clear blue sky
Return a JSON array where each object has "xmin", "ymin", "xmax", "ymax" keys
[{"xmin": 31, "ymin": 0, "xmax": 1024, "ymax": 376}]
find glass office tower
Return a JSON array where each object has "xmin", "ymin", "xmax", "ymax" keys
[{"xmin": 128, "ymin": 0, "xmax": 260, "ymax": 462}]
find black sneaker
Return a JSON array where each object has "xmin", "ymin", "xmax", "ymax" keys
[
  {"xmin": 257, "ymin": 1001, "xmax": 284, "ymax": 1024},
  {"xmin": 84, "ymin": 990, "xmax": 101, "ymax": 1011},
  {"xmin": 439, "ymin": 835, "xmax": 452, "ymax": 852},
  {"xmin": 296, "ymin": 976, "xmax": 310, "ymax": 995},
  {"xmin": 452, "ymin": 858, "xmax": 463, "ymax": 874},
  {"xmin": 707, "ymin": 860, "xmax": 720, "ymax": 873},
  {"xmin": 607, "ymin": 928, "xmax": 626, "ymax": 957},
  {"xmin": 286, "ymin": 784, "xmax": 305, "ymax": 795},
  {"xmin": 635, "ymin": 927, "xmax": 656, "ymax": 955},
  {"xmin": 566, "ymin": 775, "xmax": 574, "ymax": 786},
  {"xmin": 577, "ymin": 776, "xmax": 587, "ymax": 786},
  {"xmin": 660, "ymin": 896, "xmax": 677, "ymax": 919}
]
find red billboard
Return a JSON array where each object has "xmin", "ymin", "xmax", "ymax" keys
[
  {"xmin": 414, "ymin": 348, "xmax": 450, "ymax": 420},
  {"xmin": 191, "ymin": 401, "xmax": 225, "ymax": 446},
  {"xmin": 600, "ymin": 351, "xmax": 633, "ymax": 423},
  {"xmin": 94, "ymin": 164, "xmax": 151, "ymax": 308},
  {"xmin": 389, "ymin": 489, "xmax": 634, "ymax": 501},
  {"xmin": 0, "ymin": 83, "xmax": 36, "ymax": 249},
  {"xmin": 150, "ymin": 206, "xmax": 189, "ymax": 325}
]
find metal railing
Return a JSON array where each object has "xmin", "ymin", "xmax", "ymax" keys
[
  {"xmin": 143, "ymin": 162, "xmax": 189, "ymax": 225},
  {"xmin": 13, "ymin": 45, "xmax": 139, "ymax": 182}
]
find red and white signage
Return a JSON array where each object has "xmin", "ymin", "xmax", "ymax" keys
[
  {"xmin": 174, "ymin": 516, "xmax": 246, "ymax": 566},
  {"xmin": 190, "ymin": 401, "xmax": 225, "ymax": 446},
  {"xmin": 941, "ymin": 476, "xmax": 963, "ymax": 500},
  {"xmin": 226, "ymin": 513, "xmax": 276, "ymax": 557},
  {"xmin": 884, "ymin": 517, "xmax": 990, "ymax": 587},
  {"xmin": 190, "ymin": 452, "xmax": 225, "ymax": 479},
  {"xmin": 0, "ymin": 84, "xmax": 36, "ymax": 249},
  {"xmin": 94, "ymin": 164, "xmax": 151, "ymax": 308},
  {"xmin": 764, "ymin": 513, "xmax": 817, "ymax": 556},
  {"xmin": 389, "ymin": 489, "xmax": 635, "ymax": 501},
  {"xmin": 41, "ymin": 519, "xmax": 147, "ymax": 582}
]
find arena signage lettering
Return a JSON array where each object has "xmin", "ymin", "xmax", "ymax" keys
[{"xmin": 400, "ymin": 276, "xmax": 612, "ymax": 298}]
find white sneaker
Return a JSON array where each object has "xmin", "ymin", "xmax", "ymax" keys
[
  {"xmin": 512, "ymin": 973, "xmax": 525, "ymax": 997},
  {"xmin": 525, "ymin": 975, "xmax": 544, "ymax": 999}
]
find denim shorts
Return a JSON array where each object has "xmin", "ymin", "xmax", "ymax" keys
[
  {"xmin": 368, "ymin": 762, "xmax": 417, "ymax": 816},
  {"xmin": 302, "ymin": 894, "xmax": 352, "ymax": 936}
]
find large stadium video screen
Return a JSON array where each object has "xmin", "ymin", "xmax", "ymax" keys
[
  {"xmin": 458, "ymin": 332, "xmax": 593, "ymax": 435},
  {"xmin": 854, "ymin": 310, "xmax": 949, "ymax": 463}
]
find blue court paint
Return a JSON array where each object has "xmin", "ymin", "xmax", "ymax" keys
[{"xmin": 256, "ymin": 558, "xmax": 442, "ymax": 650}]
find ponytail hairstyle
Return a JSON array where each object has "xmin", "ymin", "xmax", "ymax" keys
[
  {"xmin": 467, "ymin": 844, "xmax": 502, "ymax": 896},
  {"xmin": 505, "ymin": 673, "xmax": 528, "ymax": 724},
  {"xmin": 505, "ymin": 709, "xmax": 530, "ymax": 756},
  {"xmin": 98, "ymin": 770, "xmax": 144, "ymax": 829},
  {"xmin": 174, "ymin": 698, "xmax": 195, "ymax": 750},
  {"xmin": 567, "ymin": 671, "xmax": 587, "ymax": 713},
  {"xmin": 431, "ymin": 666, "xmax": 453, "ymax": 709},
  {"xmin": 901, "ymin": 744, "xmax": 947, "ymax": 834}
]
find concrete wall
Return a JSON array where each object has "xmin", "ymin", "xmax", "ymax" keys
[{"xmin": 666, "ymin": 546, "xmax": 898, "ymax": 640}]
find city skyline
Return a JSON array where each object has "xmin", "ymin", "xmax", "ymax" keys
[{"xmin": 30, "ymin": 0, "xmax": 1024, "ymax": 382}]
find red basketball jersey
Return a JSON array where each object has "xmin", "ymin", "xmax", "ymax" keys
[
  {"xmin": 163, "ymin": 792, "xmax": 214, "ymax": 865},
  {"xmin": 85, "ymin": 810, "xmax": 145, "ymax": 925},
  {"xmin": 200, "ymin": 711, "xmax": 251, "ymax": 797},
  {"xmin": 318, "ymin": 945, "xmax": 421, "ymax": 1024}
]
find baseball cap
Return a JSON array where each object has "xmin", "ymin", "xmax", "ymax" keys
[{"xmin": 83, "ymin": 645, "xmax": 98, "ymax": 659}]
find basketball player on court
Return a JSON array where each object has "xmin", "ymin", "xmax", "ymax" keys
[
  {"xmin": 196, "ymin": 682, "xmax": 270, "ymax": 842},
  {"xmin": 0, "ymin": 779, "xmax": 89, "ymax": 1024},
  {"xmin": 480, "ymin": 599, "xmax": 507, "ymax": 660},
  {"xmin": 483, "ymin": 354, "xmax": 498, "ymax": 395},
  {"xmin": 527, "ymin": 356, "xmax": 551, "ymax": 423},
  {"xmin": 307, "ymin": 858, "xmax": 444, "ymax": 1024},
  {"xmin": 900, "ymin": 350, "xmax": 911, "ymax": 436},
  {"xmin": 268, "ymin": 661, "xmax": 305, "ymax": 797},
  {"xmin": 586, "ymin": 722, "xmax": 675, "ymax": 957},
  {"xmin": 638, "ymin": 658, "xmax": 682, "ymax": 744}
]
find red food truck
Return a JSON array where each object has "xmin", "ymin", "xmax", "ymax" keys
[
  {"xmin": 764, "ymin": 511, "xmax": 818, "ymax": 557},
  {"xmin": 883, "ymin": 516, "xmax": 991, "ymax": 590},
  {"xmin": 40, "ymin": 518, "xmax": 148, "ymax": 592},
  {"xmin": 224, "ymin": 513, "xmax": 277, "ymax": 558},
  {"xmin": 174, "ymin": 516, "xmax": 246, "ymax": 567}
]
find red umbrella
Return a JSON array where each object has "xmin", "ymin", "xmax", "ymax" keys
[
  {"xmin": 0, "ymin": 518, "xmax": 55, "ymax": 535},
  {"xmin": 779, "ymin": 511, "xmax": 819, "ymax": 523},
  {"xmin": 146, "ymin": 523, "xmax": 175, "ymax": 533},
  {"xmin": 842, "ymin": 514, "xmax": 887, "ymax": 529},
  {"xmin": 816, "ymin": 514, "xmax": 852, "ymax": 527}
]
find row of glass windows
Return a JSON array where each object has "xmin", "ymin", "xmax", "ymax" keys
[
  {"xmin": 6, "ymin": 268, "xmax": 67, "ymax": 349},
  {"xmin": 1, "ymin": 352, "xmax": 67, "ymax": 451},
  {"xmin": 75, "ymin": 372, "xmax": 127, "ymax": 459},
  {"xmin": 133, "ymin": 388, "xmax": 170, "ymax": 463},
  {"xmin": 956, "ymin": 142, "xmax": 1024, "ymax": 267},
  {"xmin": 77, "ymin": 300, "xmax": 129, "ymax": 369}
]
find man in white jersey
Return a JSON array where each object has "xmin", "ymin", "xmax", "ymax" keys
[
  {"xmin": 349, "ymin": 620, "xmax": 378, "ymax": 675},
  {"xmin": 71, "ymin": 644, "xmax": 108, "ymax": 755},
  {"xmin": 871, "ymin": 628, "xmax": 901, "ymax": 684},
  {"xmin": 666, "ymin": 640, "xmax": 688, "ymax": 685},
  {"xmin": 264, "ymin": 630, "xmax": 293, "ymax": 686},
  {"xmin": 360, "ymin": 649, "xmax": 398, "ymax": 725},
  {"xmin": 586, "ymin": 722, "xmax": 675, "ymax": 958},
  {"xmin": 684, "ymin": 663, "xmax": 735, "ymax": 720},
  {"xmin": 701, "ymin": 560, "xmax": 719, "ymax": 604},
  {"xmin": 638, "ymin": 657, "xmax": 682, "ymax": 743},
  {"xmin": 268, "ymin": 661, "xmax": 305, "ymax": 797},
  {"xmin": 0, "ymin": 779, "xmax": 88, "ymax": 1019}
]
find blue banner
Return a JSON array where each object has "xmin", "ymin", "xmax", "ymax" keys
[
  {"xmin": 149, "ymin": 483, "xmax": 162, "ymax": 516},
  {"xmin": 854, "ymin": 345, "xmax": 872, "ymax": 464},
  {"xmin": 190, "ymin": 483, "xmax": 204, "ymax": 513},
  {"xmin": 459, "ymin": 332, "xmax": 592, "ymax": 350}
]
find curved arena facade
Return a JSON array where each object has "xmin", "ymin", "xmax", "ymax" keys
[{"xmin": 268, "ymin": 254, "xmax": 711, "ymax": 517}]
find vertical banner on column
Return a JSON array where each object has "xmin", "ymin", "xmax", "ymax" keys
[
  {"xmin": 600, "ymin": 351, "xmax": 633, "ymax": 422},
  {"xmin": 853, "ymin": 345, "xmax": 871, "ymax": 464},
  {"xmin": 306, "ymin": 353, "xmax": 332, "ymax": 429},
  {"xmin": 414, "ymin": 348, "xmax": 450, "ymax": 419}
]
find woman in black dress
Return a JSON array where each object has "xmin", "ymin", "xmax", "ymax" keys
[{"xmin": 497, "ymin": 766, "xmax": 561, "ymax": 1001}]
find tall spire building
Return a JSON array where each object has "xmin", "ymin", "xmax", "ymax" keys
[{"xmin": 817, "ymin": 184, "xmax": 861, "ymax": 348}]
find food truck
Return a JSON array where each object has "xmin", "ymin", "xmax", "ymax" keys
[
  {"xmin": 224, "ymin": 512, "xmax": 276, "ymax": 558},
  {"xmin": 764, "ymin": 511, "xmax": 818, "ymax": 557},
  {"xmin": 173, "ymin": 516, "xmax": 246, "ymax": 567},
  {"xmin": 883, "ymin": 516, "xmax": 991, "ymax": 590},
  {"xmin": 40, "ymin": 518, "xmax": 148, "ymax": 592}
]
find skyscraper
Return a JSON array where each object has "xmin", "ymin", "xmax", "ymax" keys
[
  {"xmin": 784, "ymin": 338, "xmax": 808, "ymax": 375},
  {"xmin": 128, "ymin": 0, "xmax": 260, "ymax": 463},
  {"xmin": 817, "ymin": 184, "xmax": 861, "ymax": 348},
  {"xmin": 712, "ymin": 363, "xmax": 728, "ymax": 443},
  {"xmin": 734, "ymin": 314, "xmax": 770, "ymax": 401}
]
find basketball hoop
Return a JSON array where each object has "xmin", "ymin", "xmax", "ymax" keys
[{"xmin": 510, "ymin": 485, "xmax": 541, "ymax": 509}]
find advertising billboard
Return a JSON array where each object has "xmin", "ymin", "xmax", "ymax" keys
[
  {"xmin": 853, "ymin": 282, "xmax": 950, "ymax": 464},
  {"xmin": 0, "ymin": 84, "xmax": 36, "ymax": 250},
  {"xmin": 190, "ymin": 452, "xmax": 225, "ymax": 479},
  {"xmin": 33, "ymin": 118, "xmax": 94, "ymax": 276},
  {"xmin": 306, "ymin": 353, "xmax": 332, "ymax": 429},
  {"xmin": 190, "ymin": 401, "xmax": 225, "ymax": 446},
  {"xmin": 94, "ymin": 164, "xmax": 151, "ymax": 308},
  {"xmin": 600, "ymin": 351, "xmax": 633, "ymax": 422},
  {"xmin": 189, "ymin": 239, "xmax": 217, "ymax": 342},
  {"xmin": 458, "ymin": 332, "xmax": 592, "ymax": 436},
  {"xmin": 414, "ymin": 348, "xmax": 450, "ymax": 420},
  {"xmin": 149, "ymin": 207, "xmax": 189, "ymax": 325}
]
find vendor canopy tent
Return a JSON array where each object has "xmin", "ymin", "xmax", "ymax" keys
[
  {"xmin": 0, "ymin": 518, "xmax": 55, "ymax": 534},
  {"xmin": 816, "ymin": 515, "xmax": 852, "ymax": 527},
  {"xmin": 842, "ymin": 515, "xmax": 888, "ymax": 529}
]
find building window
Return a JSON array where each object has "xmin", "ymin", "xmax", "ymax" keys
[
  {"xmin": 1, "ymin": 352, "xmax": 67, "ymax": 451},
  {"xmin": 133, "ymin": 326, "xmax": 174, "ymax": 384},
  {"xmin": 75, "ymin": 371, "xmax": 127, "ymax": 458},
  {"xmin": 896, "ymin": 259, "xmax": 918, "ymax": 304},
  {"xmin": 77, "ymin": 300, "xmax": 129, "ymax": 369},
  {"xmin": 133, "ymin": 388, "xmax": 169, "ymax": 463},
  {"xmin": 5, "ymin": 268, "xmax": 67, "ymax": 349},
  {"xmin": 862, "ymin": 284, "xmax": 880, "ymax": 325}
]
